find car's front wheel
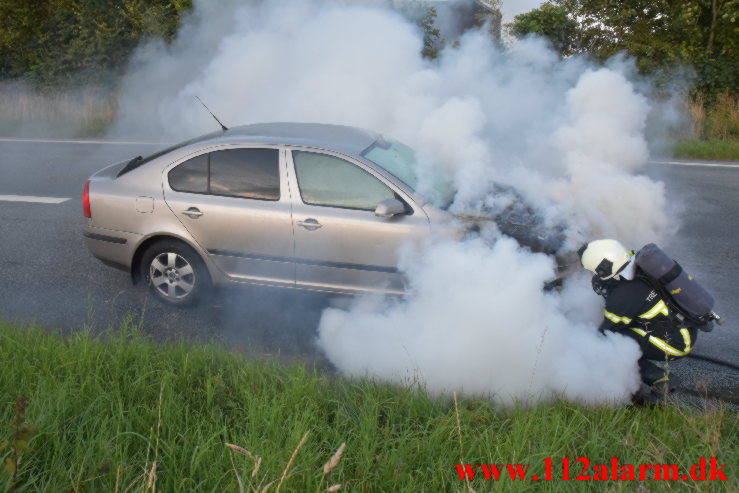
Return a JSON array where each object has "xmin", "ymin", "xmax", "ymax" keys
[{"xmin": 141, "ymin": 240, "xmax": 210, "ymax": 306}]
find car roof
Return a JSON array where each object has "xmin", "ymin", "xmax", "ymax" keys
[
  {"xmin": 119, "ymin": 122, "xmax": 384, "ymax": 178},
  {"xmin": 201, "ymin": 122, "xmax": 381, "ymax": 155}
]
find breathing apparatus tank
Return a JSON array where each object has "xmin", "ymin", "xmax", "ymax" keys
[{"xmin": 635, "ymin": 243, "xmax": 721, "ymax": 326}]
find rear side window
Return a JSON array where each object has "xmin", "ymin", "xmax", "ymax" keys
[
  {"xmin": 168, "ymin": 148, "xmax": 280, "ymax": 200},
  {"xmin": 210, "ymin": 148, "xmax": 280, "ymax": 200},
  {"xmin": 168, "ymin": 154, "xmax": 208, "ymax": 193}
]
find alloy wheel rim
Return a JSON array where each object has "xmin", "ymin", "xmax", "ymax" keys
[{"xmin": 149, "ymin": 252, "xmax": 195, "ymax": 300}]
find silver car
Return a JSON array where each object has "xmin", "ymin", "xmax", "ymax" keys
[{"xmin": 84, "ymin": 123, "xmax": 570, "ymax": 305}]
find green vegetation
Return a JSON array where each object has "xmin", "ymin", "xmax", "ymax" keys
[
  {"xmin": 0, "ymin": 319, "xmax": 736, "ymax": 491},
  {"xmin": 687, "ymin": 92, "xmax": 739, "ymax": 141},
  {"xmin": 508, "ymin": 0, "xmax": 738, "ymax": 98},
  {"xmin": 0, "ymin": 82, "xmax": 117, "ymax": 137},
  {"xmin": 674, "ymin": 91, "xmax": 739, "ymax": 160},
  {"xmin": 508, "ymin": 1, "xmax": 738, "ymax": 161},
  {"xmin": 507, "ymin": 3, "xmax": 579, "ymax": 57},
  {"xmin": 420, "ymin": 6, "xmax": 442, "ymax": 59},
  {"xmin": 0, "ymin": 1, "xmax": 189, "ymax": 136},
  {"xmin": 0, "ymin": 2, "xmax": 736, "ymax": 159},
  {"xmin": 0, "ymin": 0, "xmax": 193, "ymax": 86},
  {"xmin": 674, "ymin": 140, "xmax": 739, "ymax": 161}
]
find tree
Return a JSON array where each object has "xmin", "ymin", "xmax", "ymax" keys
[
  {"xmin": 0, "ymin": 0, "xmax": 193, "ymax": 86},
  {"xmin": 507, "ymin": 2, "xmax": 580, "ymax": 57},
  {"xmin": 398, "ymin": 1, "xmax": 503, "ymax": 59},
  {"xmin": 508, "ymin": 0, "xmax": 738, "ymax": 97},
  {"xmin": 669, "ymin": 0, "xmax": 738, "ymax": 96},
  {"xmin": 421, "ymin": 6, "xmax": 441, "ymax": 59}
]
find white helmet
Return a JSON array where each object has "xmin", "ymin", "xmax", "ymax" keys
[{"xmin": 578, "ymin": 239, "xmax": 632, "ymax": 280}]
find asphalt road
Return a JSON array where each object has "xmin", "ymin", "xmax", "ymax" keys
[{"xmin": 0, "ymin": 138, "xmax": 737, "ymax": 400}]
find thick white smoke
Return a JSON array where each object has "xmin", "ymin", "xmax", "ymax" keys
[
  {"xmin": 319, "ymin": 236, "xmax": 641, "ymax": 406},
  {"xmin": 114, "ymin": 0, "xmax": 673, "ymax": 405}
]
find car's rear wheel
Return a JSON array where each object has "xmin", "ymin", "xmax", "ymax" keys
[{"xmin": 141, "ymin": 240, "xmax": 210, "ymax": 306}]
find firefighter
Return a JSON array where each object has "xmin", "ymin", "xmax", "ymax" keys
[{"xmin": 578, "ymin": 239, "xmax": 699, "ymax": 399}]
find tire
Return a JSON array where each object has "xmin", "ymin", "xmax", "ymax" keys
[{"xmin": 140, "ymin": 240, "xmax": 210, "ymax": 306}]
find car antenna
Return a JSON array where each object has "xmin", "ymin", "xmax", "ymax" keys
[{"xmin": 195, "ymin": 96, "xmax": 228, "ymax": 131}]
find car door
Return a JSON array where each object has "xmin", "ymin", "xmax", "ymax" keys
[
  {"xmin": 287, "ymin": 149, "xmax": 430, "ymax": 294},
  {"xmin": 163, "ymin": 146, "xmax": 295, "ymax": 286}
]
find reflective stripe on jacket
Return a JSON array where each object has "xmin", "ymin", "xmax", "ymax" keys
[{"xmin": 599, "ymin": 272, "xmax": 693, "ymax": 359}]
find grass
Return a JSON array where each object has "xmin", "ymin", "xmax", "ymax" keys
[
  {"xmin": 685, "ymin": 92, "xmax": 739, "ymax": 142},
  {"xmin": 0, "ymin": 82, "xmax": 117, "ymax": 138},
  {"xmin": 674, "ymin": 91, "xmax": 739, "ymax": 161},
  {"xmin": 673, "ymin": 139, "xmax": 739, "ymax": 161},
  {"xmin": 0, "ymin": 319, "xmax": 736, "ymax": 492}
]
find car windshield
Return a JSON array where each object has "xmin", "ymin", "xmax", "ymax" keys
[
  {"xmin": 361, "ymin": 138, "xmax": 418, "ymax": 189},
  {"xmin": 361, "ymin": 138, "xmax": 454, "ymax": 208}
]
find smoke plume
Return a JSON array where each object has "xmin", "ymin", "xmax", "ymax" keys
[{"xmin": 114, "ymin": 0, "xmax": 674, "ymax": 405}]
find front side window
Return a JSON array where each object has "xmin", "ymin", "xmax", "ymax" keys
[
  {"xmin": 168, "ymin": 148, "xmax": 280, "ymax": 200},
  {"xmin": 292, "ymin": 151, "xmax": 396, "ymax": 211}
]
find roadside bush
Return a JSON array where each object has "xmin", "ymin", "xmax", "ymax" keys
[{"xmin": 0, "ymin": 0, "xmax": 193, "ymax": 86}]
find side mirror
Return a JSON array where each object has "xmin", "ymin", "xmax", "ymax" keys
[{"xmin": 375, "ymin": 198, "xmax": 407, "ymax": 218}]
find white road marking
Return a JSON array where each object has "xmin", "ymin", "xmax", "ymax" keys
[
  {"xmin": 648, "ymin": 160, "xmax": 739, "ymax": 169},
  {"xmin": 0, "ymin": 137, "xmax": 167, "ymax": 146},
  {"xmin": 0, "ymin": 195, "xmax": 70, "ymax": 204}
]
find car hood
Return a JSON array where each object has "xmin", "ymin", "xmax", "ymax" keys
[{"xmin": 449, "ymin": 182, "xmax": 580, "ymax": 284}]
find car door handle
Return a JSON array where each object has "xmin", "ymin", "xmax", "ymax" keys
[
  {"xmin": 297, "ymin": 218, "xmax": 322, "ymax": 230},
  {"xmin": 181, "ymin": 207, "xmax": 204, "ymax": 218}
]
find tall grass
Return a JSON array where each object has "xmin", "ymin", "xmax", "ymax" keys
[
  {"xmin": 0, "ymin": 319, "xmax": 736, "ymax": 491},
  {"xmin": 0, "ymin": 82, "xmax": 117, "ymax": 138},
  {"xmin": 685, "ymin": 92, "xmax": 739, "ymax": 141},
  {"xmin": 675, "ymin": 91, "xmax": 739, "ymax": 160}
]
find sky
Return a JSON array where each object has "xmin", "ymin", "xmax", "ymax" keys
[
  {"xmin": 406, "ymin": 0, "xmax": 545, "ymax": 24},
  {"xmin": 500, "ymin": 0, "xmax": 545, "ymax": 23}
]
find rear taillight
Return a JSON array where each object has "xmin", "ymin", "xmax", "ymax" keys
[{"xmin": 83, "ymin": 180, "xmax": 91, "ymax": 218}]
